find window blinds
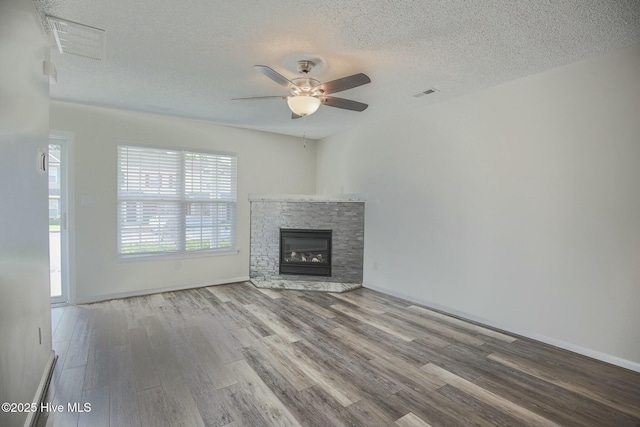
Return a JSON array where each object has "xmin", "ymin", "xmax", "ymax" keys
[{"xmin": 117, "ymin": 145, "xmax": 236, "ymax": 255}]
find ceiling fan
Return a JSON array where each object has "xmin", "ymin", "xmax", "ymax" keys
[{"xmin": 233, "ymin": 60, "xmax": 371, "ymax": 118}]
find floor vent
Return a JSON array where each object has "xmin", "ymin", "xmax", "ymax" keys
[{"xmin": 46, "ymin": 16, "xmax": 105, "ymax": 61}]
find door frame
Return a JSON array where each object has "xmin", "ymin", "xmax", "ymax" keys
[{"xmin": 49, "ymin": 131, "xmax": 75, "ymax": 306}]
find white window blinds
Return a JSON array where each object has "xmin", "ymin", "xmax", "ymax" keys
[{"xmin": 117, "ymin": 145, "xmax": 237, "ymax": 255}]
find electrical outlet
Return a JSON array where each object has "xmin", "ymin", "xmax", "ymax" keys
[
  {"xmin": 175, "ymin": 260, "xmax": 182, "ymax": 270},
  {"xmin": 373, "ymin": 262, "xmax": 378, "ymax": 271}
]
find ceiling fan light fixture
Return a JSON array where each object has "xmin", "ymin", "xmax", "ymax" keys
[
  {"xmin": 235, "ymin": 64, "xmax": 371, "ymax": 119},
  {"xmin": 287, "ymin": 95, "xmax": 321, "ymax": 116}
]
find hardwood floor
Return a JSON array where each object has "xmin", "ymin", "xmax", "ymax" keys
[{"xmin": 38, "ymin": 282, "xmax": 640, "ymax": 427}]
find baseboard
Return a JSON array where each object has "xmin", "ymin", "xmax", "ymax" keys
[
  {"xmin": 363, "ymin": 283, "xmax": 640, "ymax": 373},
  {"xmin": 24, "ymin": 351, "xmax": 57, "ymax": 427},
  {"xmin": 75, "ymin": 276, "xmax": 250, "ymax": 304}
]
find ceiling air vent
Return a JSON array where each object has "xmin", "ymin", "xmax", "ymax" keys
[
  {"xmin": 46, "ymin": 16, "xmax": 105, "ymax": 61},
  {"xmin": 413, "ymin": 88, "xmax": 438, "ymax": 98}
]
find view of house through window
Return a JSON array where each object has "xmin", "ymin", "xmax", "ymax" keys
[
  {"xmin": 117, "ymin": 145, "xmax": 237, "ymax": 255},
  {"xmin": 49, "ymin": 137, "xmax": 69, "ymax": 304},
  {"xmin": 48, "ymin": 144, "xmax": 62, "ymax": 298}
]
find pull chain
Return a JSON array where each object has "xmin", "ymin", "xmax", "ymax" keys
[{"xmin": 302, "ymin": 114, "xmax": 307, "ymax": 148}]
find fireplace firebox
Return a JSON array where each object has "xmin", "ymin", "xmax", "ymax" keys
[{"xmin": 280, "ymin": 229, "xmax": 332, "ymax": 276}]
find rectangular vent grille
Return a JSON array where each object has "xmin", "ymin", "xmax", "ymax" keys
[
  {"xmin": 46, "ymin": 16, "xmax": 105, "ymax": 61},
  {"xmin": 413, "ymin": 88, "xmax": 438, "ymax": 98}
]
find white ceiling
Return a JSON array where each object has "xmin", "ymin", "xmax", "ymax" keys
[{"xmin": 34, "ymin": 0, "xmax": 640, "ymax": 139}]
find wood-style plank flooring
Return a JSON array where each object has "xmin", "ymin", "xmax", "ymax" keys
[{"xmin": 38, "ymin": 282, "xmax": 640, "ymax": 426}]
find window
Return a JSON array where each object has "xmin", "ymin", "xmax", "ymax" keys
[
  {"xmin": 117, "ymin": 145, "xmax": 237, "ymax": 255},
  {"xmin": 49, "ymin": 166, "xmax": 59, "ymax": 183},
  {"xmin": 49, "ymin": 199, "xmax": 60, "ymax": 219}
]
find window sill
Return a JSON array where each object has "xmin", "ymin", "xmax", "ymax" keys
[{"xmin": 116, "ymin": 249, "xmax": 239, "ymax": 263}]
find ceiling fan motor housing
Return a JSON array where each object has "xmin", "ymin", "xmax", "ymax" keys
[{"xmin": 291, "ymin": 77, "xmax": 322, "ymax": 96}]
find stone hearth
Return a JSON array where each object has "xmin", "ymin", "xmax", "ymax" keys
[{"xmin": 250, "ymin": 278, "xmax": 361, "ymax": 293}]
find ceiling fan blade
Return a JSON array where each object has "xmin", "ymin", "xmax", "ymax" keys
[
  {"xmin": 254, "ymin": 65, "xmax": 296, "ymax": 88},
  {"xmin": 321, "ymin": 96, "xmax": 368, "ymax": 112},
  {"xmin": 291, "ymin": 112, "xmax": 303, "ymax": 119},
  {"xmin": 231, "ymin": 95, "xmax": 287, "ymax": 100},
  {"xmin": 318, "ymin": 73, "xmax": 371, "ymax": 94}
]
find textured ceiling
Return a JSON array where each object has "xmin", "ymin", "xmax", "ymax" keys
[{"xmin": 34, "ymin": 0, "xmax": 640, "ymax": 139}]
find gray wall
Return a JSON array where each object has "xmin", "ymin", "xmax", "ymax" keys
[
  {"xmin": 0, "ymin": 0, "xmax": 54, "ymax": 426},
  {"xmin": 316, "ymin": 44, "xmax": 640, "ymax": 370},
  {"xmin": 250, "ymin": 199, "xmax": 365, "ymax": 283}
]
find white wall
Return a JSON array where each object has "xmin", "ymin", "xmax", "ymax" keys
[
  {"xmin": 50, "ymin": 102, "xmax": 316, "ymax": 303},
  {"xmin": 316, "ymin": 43, "xmax": 640, "ymax": 369},
  {"xmin": 0, "ymin": 0, "xmax": 54, "ymax": 426}
]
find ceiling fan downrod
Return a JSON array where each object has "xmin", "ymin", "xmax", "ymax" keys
[{"xmin": 297, "ymin": 60, "xmax": 315, "ymax": 74}]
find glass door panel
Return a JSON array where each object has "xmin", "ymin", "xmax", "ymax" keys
[{"xmin": 49, "ymin": 140, "xmax": 67, "ymax": 304}]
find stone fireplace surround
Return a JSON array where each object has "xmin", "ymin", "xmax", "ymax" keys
[{"xmin": 249, "ymin": 194, "xmax": 365, "ymax": 292}]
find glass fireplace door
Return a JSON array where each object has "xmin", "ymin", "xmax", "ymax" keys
[{"xmin": 280, "ymin": 229, "xmax": 331, "ymax": 276}]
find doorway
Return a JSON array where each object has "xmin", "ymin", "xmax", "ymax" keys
[{"xmin": 48, "ymin": 137, "xmax": 68, "ymax": 304}]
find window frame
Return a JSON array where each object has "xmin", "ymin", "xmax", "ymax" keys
[{"xmin": 117, "ymin": 142, "xmax": 237, "ymax": 258}]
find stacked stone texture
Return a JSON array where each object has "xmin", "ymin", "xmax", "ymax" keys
[{"xmin": 250, "ymin": 201, "xmax": 364, "ymax": 283}]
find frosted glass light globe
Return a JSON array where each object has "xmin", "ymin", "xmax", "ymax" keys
[{"xmin": 287, "ymin": 95, "xmax": 321, "ymax": 116}]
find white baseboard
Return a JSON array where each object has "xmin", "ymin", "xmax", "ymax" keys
[
  {"xmin": 24, "ymin": 351, "xmax": 56, "ymax": 427},
  {"xmin": 363, "ymin": 283, "xmax": 640, "ymax": 373},
  {"xmin": 75, "ymin": 276, "xmax": 250, "ymax": 304}
]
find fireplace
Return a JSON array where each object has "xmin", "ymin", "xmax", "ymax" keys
[{"xmin": 280, "ymin": 229, "xmax": 332, "ymax": 277}]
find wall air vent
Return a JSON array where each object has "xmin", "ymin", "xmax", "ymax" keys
[
  {"xmin": 46, "ymin": 16, "xmax": 105, "ymax": 61},
  {"xmin": 413, "ymin": 88, "xmax": 438, "ymax": 98}
]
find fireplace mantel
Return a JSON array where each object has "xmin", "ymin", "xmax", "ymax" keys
[{"xmin": 248, "ymin": 193, "xmax": 366, "ymax": 203}]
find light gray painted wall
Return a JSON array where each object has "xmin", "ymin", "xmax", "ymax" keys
[
  {"xmin": 0, "ymin": 0, "xmax": 53, "ymax": 426},
  {"xmin": 50, "ymin": 102, "xmax": 317, "ymax": 303},
  {"xmin": 316, "ymin": 43, "xmax": 640, "ymax": 368}
]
